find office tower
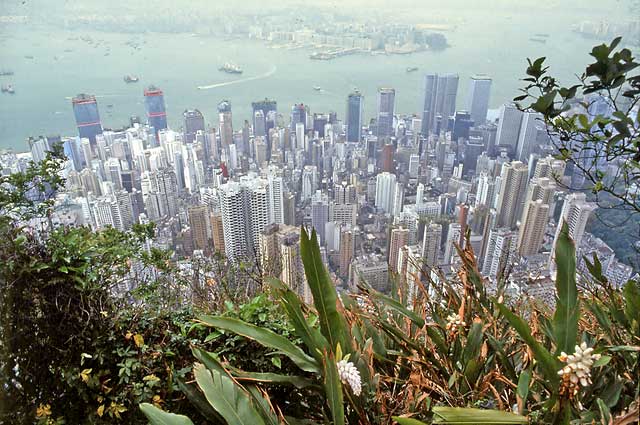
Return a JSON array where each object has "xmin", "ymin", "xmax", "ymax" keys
[
  {"xmin": 211, "ymin": 212, "xmax": 225, "ymax": 254},
  {"xmin": 351, "ymin": 254, "xmax": 389, "ymax": 292},
  {"xmin": 252, "ymin": 98, "xmax": 277, "ymax": 135},
  {"xmin": 516, "ymin": 112, "xmax": 545, "ymax": 162},
  {"xmin": 339, "ymin": 227, "xmax": 356, "ymax": 277},
  {"xmin": 72, "ymin": 94, "xmax": 103, "ymax": 145},
  {"xmin": 143, "ymin": 168, "xmax": 178, "ymax": 219},
  {"xmin": 334, "ymin": 182, "xmax": 356, "ymax": 205},
  {"xmin": 551, "ymin": 193, "xmax": 596, "ymax": 257},
  {"xmin": 291, "ymin": 103, "xmax": 307, "ymax": 133},
  {"xmin": 495, "ymin": 161, "xmax": 529, "ymax": 229},
  {"xmin": 421, "ymin": 222, "xmax": 442, "ymax": 268},
  {"xmin": 482, "ymin": 228, "xmax": 518, "ymax": 280},
  {"xmin": 218, "ymin": 100, "xmax": 233, "ymax": 149},
  {"xmin": 144, "ymin": 86, "xmax": 168, "ymax": 136},
  {"xmin": 475, "ymin": 172, "xmax": 497, "ymax": 208},
  {"xmin": 421, "ymin": 74, "xmax": 459, "ymax": 134},
  {"xmin": 443, "ymin": 223, "xmax": 463, "ymax": 265},
  {"xmin": 254, "ymin": 110, "xmax": 266, "ymax": 137},
  {"xmin": 462, "ymin": 137, "xmax": 486, "ymax": 174},
  {"xmin": 389, "ymin": 227, "xmax": 410, "ymax": 273},
  {"xmin": 376, "ymin": 88, "xmax": 396, "ymax": 138},
  {"xmin": 267, "ymin": 174, "xmax": 285, "ymax": 225},
  {"xmin": 329, "ymin": 202, "xmax": 357, "ymax": 227},
  {"xmin": 416, "ymin": 183, "xmax": 425, "ymax": 206},
  {"xmin": 183, "ymin": 109, "xmax": 205, "ymax": 144},
  {"xmin": 409, "ymin": 154, "xmax": 420, "ymax": 178},
  {"xmin": 495, "ymin": 103, "xmax": 524, "ymax": 150},
  {"xmin": 346, "ymin": 91, "xmax": 364, "ymax": 142},
  {"xmin": 517, "ymin": 199, "xmax": 549, "ymax": 256},
  {"xmin": 283, "ymin": 193, "xmax": 296, "ymax": 226},
  {"xmin": 381, "ymin": 143, "xmax": 395, "ymax": 172},
  {"xmin": 81, "ymin": 138, "xmax": 93, "ymax": 169},
  {"xmin": 452, "ymin": 111, "xmax": 474, "ymax": 141},
  {"xmin": 302, "ymin": 166, "xmax": 318, "ymax": 202},
  {"xmin": 466, "ymin": 75, "xmax": 492, "ymax": 125},
  {"xmin": 312, "ymin": 113, "xmax": 329, "ymax": 137},
  {"xmin": 391, "ymin": 182, "xmax": 404, "ymax": 217},
  {"xmin": 311, "ymin": 192, "xmax": 329, "ymax": 245},
  {"xmin": 375, "ymin": 172, "xmax": 397, "ymax": 214},
  {"xmin": 254, "ymin": 137, "xmax": 268, "ymax": 167},
  {"xmin": 188, "ymin": 205, "xmax": 209, "ymax": 253}
]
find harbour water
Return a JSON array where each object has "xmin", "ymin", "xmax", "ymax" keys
[{"xmin": 0, "ymin": 10, "xmax": 616, "ymax": 151}]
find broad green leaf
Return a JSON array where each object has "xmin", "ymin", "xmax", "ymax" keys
[
  {"xmin": 462, "ymin": 320, "xmax": 484, "ymax": 365},
  {"xmin": 497, "ymin": 303, "xmax": 559, "ymax": 387},
  {"xmin": 553, "ymin": 222, "xmax": 579, "ymax": 356},
  {"xmin": 623, "ymin": 280, "xmax": 640, "ymax": 333},
  {"xmin": 393, "ymin": 418, "xmax": 429, "ymax": 425},
  {"xmin": 232, "ymin": 371, "xmax": 315, "ymax": 389},
  {"xmin": 431, "ymin": 407, "xmax": 528, "ymax": 424},
  {"xmin": 268, "ymin": 277, "xmax": 329, "ymax": 361},
  {"xmin": 516, "ymin": 370, "xmax": 531, "ymax": 414},
  {"xmin": 322, "ymin": 351, "xmax": 345, "ymax": 425},
  {"xmin": 139, "ymin": 403, "xmax": 194, "ymax": 425},
  {"xmin": 364, "ymin": 285, "xmax": 425, "ymax": 327},
  {"xmin": 597, "ymin": 398, "xmax": 611, "ymax": 424},
  {"xmin": 193, "ymin": 363, "xmax": 266, "ymax": 425},
  {"xmin": 175, "ymin": 376, "xmax": 224, "ymax": 423},
  {"xmin": 299, "ymin": 226, "xmax": 350, "ymax": 352},
  {"xmin": 197, "ymin": 316, "xmax": 319, "ymax": 373}
]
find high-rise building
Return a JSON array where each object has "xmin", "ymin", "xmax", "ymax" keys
[
  {"xmin": 421, "ymin": 222, "xmax": 442, "ymax": 268},
  {"xmin": 495, "ymin": 161, "xmax": 529, "ymax": 229},
  {"xmin": 495, "ymin": 103, "xmax": 524, "ymax": 150},
  {"xmin": 252, "ymin": 98, "xmax": 277, "ymax": 136},
  {"xmin": 551, "ymin": 193, "xmax": 597, "ymax": 261},
  {"xmin": 72, "ymin": 94, "xmax": 103, "ymax": 145},
  {"xmin": 211, "ymin": 212, "xmax": 225, "ymax": 254},
  {"xmin": 311, "ymin": 192, "xmax": 329, "ymax": 245},
  {"xmin": 183, "ymin": 109, "xmax": 205, "ymax": 144},
  {"xmin": 517, "ymin": 199, "xmax": 549, "ymax": 256},
  {"xmin": 466, "ymin": 75, "xmax": 492, "ymax": 125},
  {"xmin": 291, "ymin": 103, "xmax": 307, "ymax": 133},
  {"xmin": 218, "ymin": 101, "xmax": 233, "ymax": 149},
  {"xmin": 339, "ymin": 227, "xmax": 356, "ymax": 277},
  {"xmin": 267, "ymin": 173, "xmax": 285, "ymax": 225},
  {"xmin": 420, "ymin": 74, "xmax": 459, "ymax": 134},
  {"xmin": 376, "ymin": 88, "xmax": 396, "ymax": 138},
  {"xmin": 443, "ymin": 223, "xmax": 463, "ymax": 265},
  {"xmin": 188, "ymin": 205, "xmax": 209, "ymax": 253},
  {"xmin": 375, "ymin": 172, "xmax": 397, "ymax": 214},
  {"xmin": 253, "ymin": 110, "xmax": 266, "ymax": 138},
  {"xmin": 516, "ymin": 112, "xmax": 545, "ymax": 162},
  {"xmin": 144, "ymin": 86, "xmax": 168, "ymax": 136},
  {"xmin": 482, "ymin": 228, "xmax": 518, "ymax": 280},
  {"xmin": 389, "ymin": 227, "xmax": 410, "ymax": 273},
  {"xmin": 346, "ymin": 91, "xmax": 364, "ymax": 142}
]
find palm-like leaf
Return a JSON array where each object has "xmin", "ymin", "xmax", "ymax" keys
[{"xmin": 553, "ymin": 221, "xmax": 579, "ymax": 356}]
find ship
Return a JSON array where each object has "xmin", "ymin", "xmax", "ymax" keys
[
  {"xmin": 406, "ymin": 66, "xmax": 419, "ymax": 72},
  {"xmin": 1, "ymin": 84, "xmax": 15, "ymax": 94},
  {"xmin": 313, "ymin": 86, "xmax": 321, "ymax": 91},
  {"xmin": 530, "ymin": 37, "xmax": 547, "ymax": 44},
  {"xmin": 0, "ymin": 70, "xmax": 14, "ymax": 76},
  {"xmin": 218, "ymin": 63, "xmax": 243, "ymax": 74},
  {"xmin": 124, "ymin": 75, "xmax": 139, "ymax": 83}
]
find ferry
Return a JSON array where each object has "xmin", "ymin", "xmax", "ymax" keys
[
  {"xmin": 1, "ymin": 84, "xmax": 15, "ymax": 94},
  {"xmin": 406, "ymin": 66, "xmax": 419, "ymax": 72},
  {"xmin": 530, "ymin": 37, "xmax": 547, "ymax": 44},
  {"xmin": 218, "ymin": 63, "xmax": 243, "ymax": 74},
  {"xmin": 313, "ymin": 86, "xmax": 322, "ymax": 91},
  {"xmin": 124, "ymin": 75, "xmax": 139, "ymax": 83},
  {"xmin": 0, "ymin": 70, "xmax": 13, "ymax": 76}
]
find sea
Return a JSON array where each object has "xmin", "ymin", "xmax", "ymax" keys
[{"xmin": 0, "ymin": 11, "xmax": 615, "ymax": 152}]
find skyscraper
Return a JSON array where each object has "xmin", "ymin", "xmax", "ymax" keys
[
  {"xmin": 252, "ymin": 98, "xmax": 277, "ymax": 135},
  {"xmin": 218, "ymin": 101, "xmax": 234, "ymax": 149},
  {"xmin": 188, "ymin": 205, "xmax": 209, "ymax": 253},
  {"xmin": 346, "ymin": 91, "xmax": 364, "ymax": 143},
  {"xmin": 551, "ymin": 193, "xmax": 597, "ymax": 260},
  {"xmin": 482, "ymin": 228, "xmax": 518, "ymax": 280},
  {"xmin": 72, "ymin": 94, "xmax": 103, "ymax": 145},
  {"xmin": 267, "ymin": 173, "xmax": 285, "ymax": 225},
  {"xmin": 144, "ymin": 86, "xmax": 168, "ymax": 136},
  {"xmin": 517, "ymin": 199, "xmax": 549, "ymax": 256},
  {"xmin": 291, "ymin": 104, "xmax": 307, "ymax": 133},
  {"xmin": 516, "ymin": 112, "xmax": 545, "ymax": 162},
  {"xmin": 420, "ymin": 74, "xmax": 459, "ymax": 134},
  {"xmin": 183, "ymin": 109, "xmax": 205, "ymax": 144},
  {"xmin": 495, "ymin": 103, "xmax": 524, "ymax": 150},
  {"xmin": 376, "ymin": 88, "xmax": 396, "ymax": 138},
  {"xmin": 466, "ymin": 75, "xmax": 492, "ymax": 125},
  {"xmin": 389, "ymin": 227, "xmax": 410, "ymax": 273},
  {"xmin": 375, "ymin": 172, "xmax": 397, "ymax": 214},
  {"xmin": 421, "ymin": 222, "xmax": 442, "ymax": 268},
  {"xmin": 495, "ymin": 161, "xmax": 529, "ymax": 229}
]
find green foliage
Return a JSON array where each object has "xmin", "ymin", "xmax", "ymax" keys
[
  {"xmin": 553, "ymin": 222, "xmax": 579, "ymax": 356},
  {"xmin": 516, "ymin": 37, "xmax": 640, "ymax": 214}
]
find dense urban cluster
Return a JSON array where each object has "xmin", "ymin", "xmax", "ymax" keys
[{"xmin": 1, "ymin": 72, "xmax": 635, "ymax": 304}]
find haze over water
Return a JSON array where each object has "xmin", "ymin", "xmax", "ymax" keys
[{"xmin": 0, "ymin": 0, "xmax": 631, "ymax": 151}]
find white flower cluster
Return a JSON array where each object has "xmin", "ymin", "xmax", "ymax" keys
[
  {"xmin": 557, "ymin": 342, "xmax": 601, "ymax": 394},
  {"xmin": 445, "ymin": 313, "xmax": 466, "ymax": 333},
  {"xmin": 336, "ymin": 360, "xmax": 362, "ymax": 396}
]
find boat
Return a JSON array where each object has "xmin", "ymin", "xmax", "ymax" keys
[
  {"xmin": 24, "ymin": 55, "xmax": 34, "ymax": 59},
  {"xmin": 406, "ymin": 66, "xmax": 419, "ymax": 72},
  {"xmin": 530, "ymin": 37, "xmax": 547, "ymax": 44},
  {"xmin": 534, "ymin": 33, "xmax": 550, "ymax": 38},
  {"xmin": 1, "ymin": 85, "xmax": 15, "ymax": 94},
  {"xmin": 0, "ymin": 70, "xmax": 13, "ymax": 76},
  {"xmin": 218, "ymin": 63, "xmax": 243, "ymax": 74},
  {"xmin": 313, "ymin": 86, "xmax": 321, "ymax": 91},
  {"xmin": 123, "ymin": 75, "xmax": 139, "ymax": 83}
]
